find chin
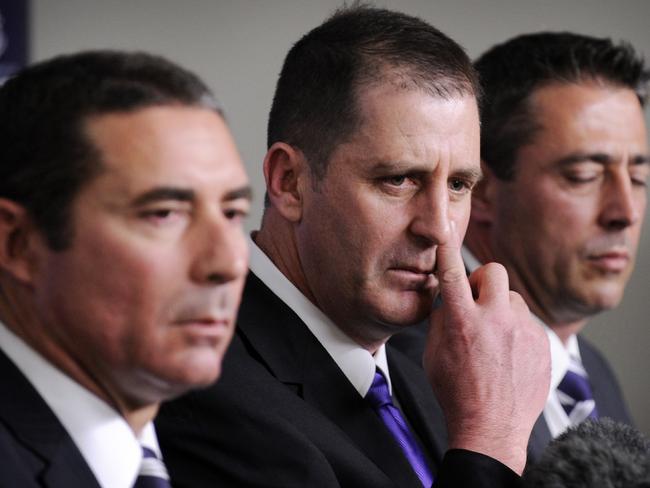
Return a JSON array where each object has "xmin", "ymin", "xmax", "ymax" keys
[
  {"xmin": 167, "ymin": 350, "xmax": 224, "ymax": 390},
  {"xmin": 589, "ymin": 282, "xmax": 627, "ymax": 310},
  {"xmin": 375, "ymin": 296, "xmax": 432, "ymax": 328}
]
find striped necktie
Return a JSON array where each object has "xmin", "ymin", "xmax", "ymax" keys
[
  {"xmin": 133, "ymin": 446, "xmax": 172, "ymax": 488},
  {"xmin": 365, "ymin": 369, "xmax": 434, "ymax": 487},
  {"xmin": 557, "ymin": 358, "xmax": 598, "ymax": 425}
]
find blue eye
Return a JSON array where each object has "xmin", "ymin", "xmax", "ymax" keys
[
  {"xmin": 449, "ymin": 178, "xmax": 469, "ymax": 193},
  {"xmin": 387, "ymin": 175, "xmax": 406, "ymax": 186}
]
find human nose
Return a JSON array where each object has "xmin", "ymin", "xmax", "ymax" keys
[
  {"xmin": 598, "ymin": 171, "xmax": 642, "ymax": 231},
  {"xmin": 190, "ymin": 212, "xmax": 249, "ymax": 286},
  {"xmin": 408, "ymin": 181, "xmax": 452, "ymax": 246}
]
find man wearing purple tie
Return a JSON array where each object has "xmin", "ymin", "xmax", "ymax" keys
[
  {"xmin": 0, "ymin": 51, "xmax": 251, "ymax": 487},
  {"xmin": 463, "ymin": 32, "xmax": 648, "ymax": 463},
  {"xmin": 157, "ymin": 6, "xmax": 551, "ymax": 487}
]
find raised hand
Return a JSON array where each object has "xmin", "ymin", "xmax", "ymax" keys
[{"xmin": 423, "ymin": 224, "xmax": 550, "ymax": 474}]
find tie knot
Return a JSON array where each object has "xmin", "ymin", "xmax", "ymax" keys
[
  {"xmin": 142, "ymin": 446, "xmax": 158, "ymax": 459},
  {"xmin": 135, "ymin": 446, "xmax": 171, "ymax": 487},
  {"xmin": 366, "ymin": 370, "xmax": 393, "ymax": 408},
  {"xmin": 558, "ymin": 370, "xmax": 593, "ymax": 402},
  {"xmin": 557, "ymin": 367, "xmax": 598, "ymax": 423}
]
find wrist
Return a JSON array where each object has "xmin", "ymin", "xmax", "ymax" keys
[{"xmin": 447, "ymin": 429, "xmax": 528, "ymax": 474}]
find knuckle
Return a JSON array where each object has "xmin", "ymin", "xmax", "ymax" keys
[
  {"xmin": 440, "ymin": 266, "xmax": 466, "ymax": 285},
  {"xmin": 508, "ymin": 290, "xmax": 528, "ymax": 309},
  {"xmin": 482, "ymin": 261, "xmax": 508, "ymax": 280}
]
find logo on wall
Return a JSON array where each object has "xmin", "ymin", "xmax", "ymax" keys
[{"xmin": 0, "ymin": 0, "xmax": 28, "ymax": 84}]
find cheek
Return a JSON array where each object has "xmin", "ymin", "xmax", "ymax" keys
[{"xmin": 41, "ymin": 237, "xmax": 178, "ymax": 356}]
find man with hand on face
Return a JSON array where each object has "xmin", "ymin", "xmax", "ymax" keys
[
  {"xmin": 0, "ymin": 51, "xmax": 251, "ymax": 487},
  {"xmin": 463, "ymin": 33, "xmax": 648, "ymax": 463},
  {"xmin": 157, "ymin": 6, "xmax": 550, "ymax": 488}
]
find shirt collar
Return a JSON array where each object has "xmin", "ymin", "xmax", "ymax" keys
[
  {"xmin": 0, "ymin": 321, "xmax": 160, "ymax": 488},
  {"xmin": 248, "ymin": 234, "xmax": 392, "ymax": 396}
]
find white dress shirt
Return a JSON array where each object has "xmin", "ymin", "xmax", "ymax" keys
[
  {"xmin": 248, "ymin": 235, "xmax": 394, "ymax": 397},
  {"xmin": 461, "ymin": 246, "xmax": 582, "ymax": 438},
  {"xmin": 0, "ymin": 321, "xmax": 163, "ymax": 488}
]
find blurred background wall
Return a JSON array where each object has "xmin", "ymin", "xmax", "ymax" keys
[{"xmin": 29, "ymin": 0, "xmax": 650, "ymax": 435}]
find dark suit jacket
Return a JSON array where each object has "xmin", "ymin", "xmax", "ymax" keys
[
  {"xmin": 0, "ymin": 349, "xmax": 101, "ymax": 488},
  {"xmin": 157, "ymin": 272, "xmax": 519, "ymax": 487},
  {"xmin": 389, "ymin": 322, "xmax": 634, "ymax": 466}
]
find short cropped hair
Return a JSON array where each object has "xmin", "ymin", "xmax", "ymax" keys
[
  {"xmin": 267, "ymin": 5, "xmax": 478, "ymax": 180},
  {"xmin": 523, "ymin": 419, "xmax": 650, "ymax": 488},
  {"xmin": 475, "ymin": 32, "xmax": 649, "ymax": 180},
  {"xmin": 0, "ymin": 50, "xmax": 220, "ymax": 250}
]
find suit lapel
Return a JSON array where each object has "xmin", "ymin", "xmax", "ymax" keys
[
  {"xmin": 580, "ymin": 337, "xmax": 608, "ymax": 416},
  {"xmin": 578, "ymin": 335, "xmax": 631, "ymax": 423},
  {"xmin": 0, "ymin": 350, "xmax": 101, "ymax": 488},
  {"xmin": 237, "ymin": 272, "xmax": 426, "ymax": 487}
]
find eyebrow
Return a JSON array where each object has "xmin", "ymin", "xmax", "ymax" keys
[
  {"xmin": 224, "ymin": 185, "xmax": 253, "ymax": 202},
  {"xmin": 369, "ymin": 160, "xmax": 482, "ymax": 181},
  {"xmin": 132, "ymin": 184, "xmax": 254, "ymax": 207},
  {"xmin": 555, "ymin": 152, "xmax": 650, "ymax": 167},
  {"xmin": 132, "ymin": 187, "xmax": 195, "ymax": 206},
  {"xmin": 452, "ymin": 167, "xmax": 483, "ymax": 183}
]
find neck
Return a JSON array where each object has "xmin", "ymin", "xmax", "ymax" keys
[
  {"xmin": 123, "ymin": 404, "xmax": 159, "ymax": 435},
  {"xmin": 256, "ymin": 209, "xmax": 317, "ymax": 304},
  {"xmin": 256, "ymin": 210, "xmax": 387, "ymax": 354},
  {"xmin": 542, "ymin": 316, "xmax": 587, "ymax": 346}
]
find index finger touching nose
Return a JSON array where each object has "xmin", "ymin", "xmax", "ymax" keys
[{"xmin": 435, "ymin": 221, "xmax": 473, "ymax": 310}]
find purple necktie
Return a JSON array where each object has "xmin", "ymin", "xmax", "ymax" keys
[
  {"xmin": 557, "ymin": 368, "xmax": 599, "ymax": 423},
  {"xmin": 133, "ymin": 446, "xmax": 172, "ymax": 488},
  {"xmin": 366, "ymin": 370, "xmax": 434, "ymax": 488}
]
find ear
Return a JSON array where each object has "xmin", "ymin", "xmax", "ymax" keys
[
  {"xmin": 0, "ymin": 199, "xmax": 41, "ymax": 284},
  {"xmin": 263, "ymin": 142, "xmax": 309, "ymax": 222},
  {"xmin": 471, "ymin": 162, "xmax": 498, "ymax": 225}
]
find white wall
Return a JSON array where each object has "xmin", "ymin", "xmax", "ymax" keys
[{"xmin": 32, "ymin": 0, "xmax": 650, "ymax": 435}]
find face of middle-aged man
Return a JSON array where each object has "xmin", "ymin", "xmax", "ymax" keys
[
  {"xmin": 29, "ymin": 105, "xmax": 250, "ymax": 407},
  {"xmin": 296, "ymin": 83, "xmax": 481, "ymax": 343},
  {"xmin": 489, "ymin": 82, "xmax": 649, "ymax": 324}
]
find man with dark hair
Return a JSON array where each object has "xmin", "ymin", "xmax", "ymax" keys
[
  {"xmin": 0, "ymin": 50, "xmax": 251, "ymax": 487},
  {"xmin": 462, "ymin": 32, "xmax": 648, "ymax": 462},
  {"xmin": 157, "ymin": 7, "xmax": 550, "ymax": 487},
  {"xmin": 523, "ymin": 419, "xmax": 650, "ymax": 488}
]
